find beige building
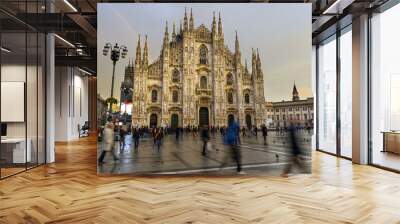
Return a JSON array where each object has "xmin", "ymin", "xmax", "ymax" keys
[
  {"xmin": 130, "ymin": 9, "xmax": 265, "ymax": 128},
  {"xmin": 265, "ymin": 84, "xmax": 314, "ymax": 129}
]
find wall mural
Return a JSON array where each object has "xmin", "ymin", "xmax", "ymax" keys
[{"xmin": 97, "ymin": 3, "xmax": 313, "ymax": 175}]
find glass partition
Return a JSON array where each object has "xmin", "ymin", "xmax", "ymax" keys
[
  {"xmin": 1, "ymin": 30, "xmax": 28, "ymax": 177},
  {"xmin": 0, "ymin": 1, "xmax": 46, "ymax": 179}
]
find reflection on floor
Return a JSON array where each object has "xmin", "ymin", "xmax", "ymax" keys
[
  {"xmin": 0, "ymin": 167, "xmax": 25, "ymax": 178},
  {"xmin": 98, "ymin": 131, "xmax": 312, "ymax": 175},
  {"xmin": 1, "ymin": 136, "xmax": 400, "ymax": 223},
  {"xmin": 373, "ymin": 150, "xmax": 400, "ymax": 170}
]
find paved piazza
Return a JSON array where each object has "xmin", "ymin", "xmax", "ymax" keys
[{"xmin": 98, "ymin": 131, "xmax": 312, "ymax": 175}]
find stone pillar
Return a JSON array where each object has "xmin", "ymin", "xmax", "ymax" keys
[{"xmin": 46, "ymin": 32, "xmax": 55, "ymax": 163}]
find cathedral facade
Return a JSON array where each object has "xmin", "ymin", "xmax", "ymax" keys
[{"xmin": 125, "ymin": 9, "xmax": 266, "ymax": 128}]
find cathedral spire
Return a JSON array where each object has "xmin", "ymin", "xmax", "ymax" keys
[
  {"xmin": 245, "ymin": 59, "xmax": 249, "ymax": 74},
  {"xmin": 218, "ymin": 12, "xmax": 223, "ymax": 36},
  {"xmin": 163, "ymin": 21, "xmax": 169, "ymax": 45},
  {"xmin": 142, "ymin": 35, "xmax": 149, "ymax": 68},
  {"xmin": 235, "ymin": 30, "xmax": 240, "ymax": 53},
  {"xmin": 172, "ymin": 22, "xmax": 176, "ymax": 40},
  {"xmin": 183, "ymin": 7, "xmax": 188, "ymax": 31},
  {"xmin": 180, "ymin": 20, "xmax": 182, "ymax": 34},
  {"xmin": 211, "ymin": 11, "xmax": 216, "ymax": 36},
  {"xmin": 235, "ymin": 30, "xmax": 241, "ymax": 65},
  {"xmin": 256, "ymin": 48, "xmax": 263, "ymax": 78},
  {"xmin": 252, "ymin": 48, "xmax": 257, "ymax": 77},
  {"xmin": 189, "ymin": 8, "xmax": 194, "ymax": 31},
  {"xmin": 135, "ymin": 34, "xmax": 141, "ymax": 68}
]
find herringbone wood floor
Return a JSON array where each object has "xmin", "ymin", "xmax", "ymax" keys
[{"xmin": 1, "ymin": 136, "xmax": 400, "ymax": 224}]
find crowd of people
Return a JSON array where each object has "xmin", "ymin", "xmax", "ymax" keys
[{"xmin": 98, "ymin": 119, "xmax": 309, "ymax": 176}]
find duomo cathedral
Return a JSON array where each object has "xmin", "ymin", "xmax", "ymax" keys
[{"xmin": 120, "ymin": 9, "xmax": 266, "ymax": 128}]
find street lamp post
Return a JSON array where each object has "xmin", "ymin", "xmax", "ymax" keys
[{"xmin": 103, "ymin": 42, "xmax": 128, "ymax": 113}]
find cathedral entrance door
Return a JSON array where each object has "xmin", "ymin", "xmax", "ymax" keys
[
  {"xmin": 171, "ymin": 114, "xmax": 179, "ymax": 130},
  {"xmin": 199, "ymin": 107, "xmax": 209, "ymax": 126},
  {"xmin": 246, "ymin": 114, "xmax": 252, "ymax": 129},
  {"xmin": 150, "ymin": 114, "xmax": 157, "ymax": 128}
]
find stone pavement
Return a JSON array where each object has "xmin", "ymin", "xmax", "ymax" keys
[{"xmin": 98, "ymin": 131, "xmax": 312, "ymax": 175}]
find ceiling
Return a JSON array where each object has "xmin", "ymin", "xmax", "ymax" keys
[{"xmin": 0, "ymin": 0, "xmax": 391, "ymax": 75}]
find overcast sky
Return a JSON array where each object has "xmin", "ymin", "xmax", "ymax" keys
[{"xmin": 98, "ymin": 3, "xmax": 312, "ymax": 102}]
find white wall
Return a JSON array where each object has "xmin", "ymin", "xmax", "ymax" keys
[{"xmin": 55, "ymin": 67, "xmax": 89, "ymax": 141}]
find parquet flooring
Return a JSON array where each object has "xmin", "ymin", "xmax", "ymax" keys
[{"xmin": 1, "ymin": 136, "xmax": 400, "ymax": 223}]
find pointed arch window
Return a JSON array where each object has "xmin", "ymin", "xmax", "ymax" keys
[
  {"xmin": 244, "ymin": 93, "xmax": 250, "ymax": 104},
  {"xmin": 226, "ymin": 73, "xmax": 233, "ymax": 85},
  {"xmin": 199, "ymin": 45, "xmax": 208, "ymax": 65},
  {"xmin": 228, "ymin": 91, "xmax": 234, "ymax": 104},
  {"xmin": 172, "ymin": 90, "xmax": 179, "ymax": 102},
  {"xmin": 151, "ymin": 90, "xmax": 158, "ymax": 102},
  {"xmin": 172, "ymin": 69, "xmax": 180, "ymax": 83},
  {"xmin": 200, "ymin": 76, "xmax": 207, "ymax": 89}
]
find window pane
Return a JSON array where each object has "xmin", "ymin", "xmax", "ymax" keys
[
  {"xmin": 340, "ymin": 28, "xmax": 352, "ymax": 158},
  {"xmin": 371, "ymin": 4, "xmax": 400, "ymax": 171},
  {"xmin": 318, "ymin": 36, "xmax": 337, "ymax": 154}
]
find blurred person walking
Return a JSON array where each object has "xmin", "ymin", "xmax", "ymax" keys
[
  {"xmin": 201, "ymin": 125, "xmax": 210, "ymax": 156},
  {"xmin": 175, "ymin": 126, "xmax": 180, "ymax": 141},
  {"xmin": 262, "ymin": 124, "xmax": 268, "ymax": 145},
  {"xmin": 281, "ymin": 123, "xmax": 305, "ymax": 177},
  {"xmin": 221, "ymin": 119, "xmax": 243, "ymax": 174},
  {"xmin": 132, "ymin": 128, "xmax": 140, "ymax": 149},
  {"xmin": 154, "ymin": 128, "xmax": 164, "ymax": 151},
  {"xmin": 98, "ymin": 122, "xmax": 119, "ymax": 163},
  {"xmin": 120, "ymin": 124, "xmax": 127, "ymax": 150}
]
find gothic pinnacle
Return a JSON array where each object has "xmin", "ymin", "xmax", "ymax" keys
[
  {"xmin": 189, "ymin": 8, "xmax": 194, "ymax": 31},
  {"xmin": 183, "ymin": 7, "xmax": 188, "ymax": 31},
  {"xmin": 218, "ymin": 12, "xmax": 223, "ymax": 36},
  {"xmin": 212, "ymin": 11, "xmax": 216, "ymax": 34},
  {"xmin": 172, "ymin": 22, "xmax": 176, "ymax": 38}
]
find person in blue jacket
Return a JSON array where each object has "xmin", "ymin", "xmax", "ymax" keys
[{"xmin": 222, "ymin": 118, "xmax": 244, "ymax": 174}]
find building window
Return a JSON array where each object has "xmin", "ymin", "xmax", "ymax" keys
[
  {"xmin": 151, "ymin": 90, "xmax": 158, "ymax": 102},
  {"xmin": 276, "ymin": 109, "xmax": 279, "ymax": 112},
  {"xmin": 244, "ymin": 93, "xmax": 250, "ymax": 104},
  {"xmin": 227, "ymin": 73, "xmax": 233, "ymax": 85},
  {"xmin": 199, "ymin": 45, "xmax": 208, "ymax": 65},
  {"xmin": 172, "ymin": 69, "xmax": 180, "ymax": 83},
  {"xmin": 304, "ymin": 114, "xmax": 308, "ymax": 120},
  {"xmin": 283, "ymin": 114, "xmax": 286, "ymax": 120},
  {"xmin": 172, "ymin": 90, "xmax": 178, "ymax": 102},
  {"xmin": 227, "ymin": 92, "xmax": 233, "ymax": 104},
  {"xmin": 200, "ymin": 76, "xmax": 207, "ymax": 89},
  {"xmin": 318, "ymin": 35, "xmax": 337, "ymax": 154}
]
